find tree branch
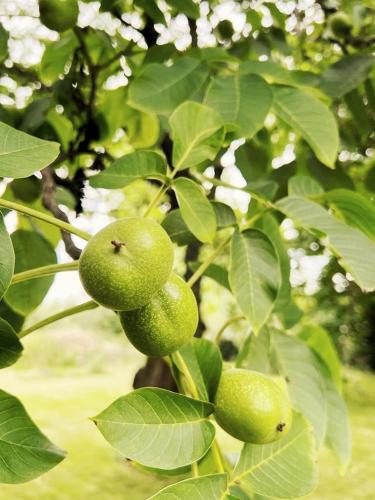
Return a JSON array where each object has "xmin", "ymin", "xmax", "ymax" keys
[{"xmin": 41, "ymin": 166, "xmax": 83, "ymax": 259}]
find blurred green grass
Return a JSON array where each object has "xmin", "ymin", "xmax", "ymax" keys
[{"xmin": 0, "ymin": 312, "xmax": 374, "ymax": 499}]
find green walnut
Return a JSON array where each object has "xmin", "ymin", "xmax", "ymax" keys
[
  {"xmin": 79, "ymin": 217, "xmax": 174, "ymax": 311},
  {"xmin": 329, "ymin": 12, "xmax": 352, "ymax": 39},
  {"xmin": 39, "ymin": 0, "xmax": 79, "ymax": 32},
  {"xmin": 214, "ymin": 368, "xmax": 292, "ymax": 444},
  {"xmin": 119, "ymin": 273, "xmax": 198, "ymax": 357}
]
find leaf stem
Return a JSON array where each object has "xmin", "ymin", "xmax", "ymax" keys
[
  {"xmin": 143, "ymin": 166, "xmax": 179, "ymax": 217},
  {"xmin": 11, "ymin": 262, "xmax": 79, "ymax": 285},
  {"xmin": 18, "ymin": 301, "xmax": 98, "ymax": 339},
  {"xmin": 187, "ymin": 233, "xmax": 232, "ymax": 287},
  {"xmin": 191, "ymin": 461, "xmax": 199, "ymax": 478},
  {"xmin": 215, "ymin": 315, "xmax": 246, "ymax": 345},
  {"xmin": 0, "ymin": 198, "xmax": 91, "ymax": 241}
]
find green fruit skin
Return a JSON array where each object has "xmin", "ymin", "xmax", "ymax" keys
[
  {"xmin": 119, "ymin": 273, "xmax": 198, "ymax": 357},
  {"xmin": 214, "ymin": 368, "xmax": 292, "ymax": 444},
  {"xmin": 79, "ymin": 217, "xmax": 174, "ymax": 311},
  {"xmin": 39, "ymin": 0, "xmax": 78, "ymax": 32}
]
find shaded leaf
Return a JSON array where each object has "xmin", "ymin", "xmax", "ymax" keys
[
  {"xmin": 276, "ymin": 196, "xmax": 375, "ymax": 291},
  {"xmin": 320, "ymin": 54, "xmax": 374, "ymax": 99},
  {"xmin": 149, "ymin": 473, "xmax": 228, "ymax": 499},
  {"xmin": 272, "ymin": 86, "xmax": 339, "ymax": 168},
  {"xmin": 5, "ymin": 230, "xmax": 57, "ymax": 316},
  {"xmin": 326, "ymin": 189, "xmax": 375, "ymax": 242},
  {"xmin": 90, "ymin": 150, "xmax": 167, "ymax": 189},
  {"xmin": 231, "ymin": 413, "xmax": 317, "ymax": 498},
  {"xmin": 40, "ymin": 31, "xmax": 78, "ymax": 85},
  {"xmin": 170, "ymin": 101, "xmax": 224, "ymax": 171},
  {"xmin": 211, "ymin": 201, "xmax": 237, "ymax": 228},
  {"xmin": 173, "ymin": 338, "xmax": 222, "ymax": 402},
  {"xmin": 128, "ymin": 58, "xmax": 208, "ymax": 115},
  {"xmin": 0, "ymin": 317, "xmax": 23, "ymax": 369},
  {"xmin": 162, "ymin": 209, "xmax": 196, "ymax": 246},
  {"xmin": 93, "ymin": 388, "xmax": 215, "ymax": 470},
  {"xmin": 0, "ymin": 122, "xmax": 60, "ymax": 178},
  {"xmin": 205, "ymin": 74, "xmax": 272, "ymax": 138},
  {"xmin": 172, "ymin": 177, "xmax": 217, "ymax": 243},
  {"xmin": 0, "ymin": 213, "xmax": 14, "ymax": 301},
  {"xmin": 299, "ymin": 324, "xmax": 342, "ymax": 391},
  {"xmin": 0, "ymin": 389, "xmax": 65, "ymax": 483},
  {"xmin": 288, "ymin": 175, "xmax": 324, "ymax": 197},
  {"xmin": 229, "ymin": 229, "xmax": 280, "ymax": 334},
  {"xmin": 189, "ymin": 262, "xmax": 230, "ymax": 290},
  {"xmin": 271, "ymin": 331, "xmax": 327, "ymax": 446}
]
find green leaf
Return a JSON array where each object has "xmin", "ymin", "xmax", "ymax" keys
[
  {"xmin": 161, "ymin": 209, "xmax": 196, "ymax": 246},
  {"xmin": 172, "ymin": 177, "xmax": 217, "ymax": 243},
  {"xmin": 211, "ymin": 201, "xmax": 237, "ymax": 228},
  {"xmin": 39, "ymin": 31, "xmax": 78, "ymax": 85},
  {"xmin": 93, "ymin": 388, "xmax": 215, "ymax": 470},
  {"xmin": 5, "ymin": 230, "xmax": 57, "ymax": 316},
  {"xmin": 272, "ymin": 86, "xmax": 339, "ymax": 168},
  {"xmin": 0, "ymin": 213, "xmax": 14, "ymax": 301},
  {"xmin": 90, "ymin": 150, "xmax": 167, "ymax": 189},
  {"xmin": 299, "ymin": 324, "xmax": 342, "ymax": 391},
  {"xmin": 271, "ymin": 331, "xmax": 327, "ymax": 446},
  {"xmin": 325, "ymin": 189, "xmax": 375, "ymax": 242},
  {"xmin": 165, "ymin": 0, "xmax": 200, "ymax": 19},
  {"xmin": 320, "ymin": 55, "xmax": 374, "ymax": 99},
  {"xmin": 324, "ymin": 374, "xmax": 351, "ymax": 473},
  {"xmin": 231, "ymin": 413, "xmax": 317, "ymax": 499},
  {"xmin": 0, "ymin": 25, "xmax": 9, "ymax": 63},
  {"xmin": 134, "ymin": 0, "xmax": 165, "ymax": 23},
  {"xmin": 149, "ymin": 473, "xmax": 228, "ymax": 499},
  {"xmin": 189, "ymin": 262, "xmax": 230, "ymax": 290},
  {"xmin": 128, "ymin": 58, "xmax": 208, "ymax": 115},
  {"xmin": 276, "ymin": 195, "xmax": 375, "ymax": 291},
  {"xmin": 0, "ymin": 389, "xmax": 65, "ymax": 483},
  {"xmin": 173, "ymin": 338, "xmax": 222, "ymax": 402},
  {"xmin": 236, "ymin": 328, "xmax": 271, "ymax": 373},
  {"xmin": 0, "ymin": 122, "xmax": 60, "ymax": 178},
  {"xmin": 170, "ymin": 101, "xmax": 224, "ymax": 171},
  {"xmin": 0, "ymin": 301, "xmax": 24, "ymax": 333},
  {"xmin": 288, "ymin": 175, "xmax": 324, "ymax": 197},
  {"xmin": 229, "ymin": 229, "xmax": 280, "ymax": 334},
  {"xmin": 0, "ymin": 317, "xmax": 23, "ymax": 369},
  {"xmin": 204, "ymin": 74, "xmax": 272, "ymax": 138},
  {"xmin": 256, "ymin": 213, "xmax": 290, "ymax": 308}
]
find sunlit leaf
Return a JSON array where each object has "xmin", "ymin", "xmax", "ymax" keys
[
  {"xmin": 0, "ymin": 389, "xmax": 65, "ymax": 483},
  {"xmin": 0, "ymin": 122, "xmax": 59, "ymax": 178},
  {"xmin": 231, "ymin": 413, "xmax": 317, "ymax": 498},
  {"xmin": 149, "ymin": 473, "xmax": 228, "ymax": 499},
  {"xmin": 170, "ymin": 101, "xmax": 224, "ymax": 171},
  {"xmin": 90, "ymin": 150, "xmax": 167, "ymax": 189},
  {"xmin": 172, "ymin": 177, "xmax": 217, "ymax": 243},
  {"xmin": 93, "ymin": 388, "xmax": 215, "ymax": 470}
]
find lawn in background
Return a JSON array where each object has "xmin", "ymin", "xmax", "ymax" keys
[{"xmin": 0, "ymin": 314, "xmax": 374, "ymax": 499}]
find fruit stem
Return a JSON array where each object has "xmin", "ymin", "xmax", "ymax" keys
[
  {"xmin": 11, "ymin": 261, "xmax": 79, "ymax": 285},
  {"xmin": 171, "ymin": 351, "xmax": 226, "ymax": 475},
  {"xmin": 111, "ymin": 240, "xmax": 126, "ymax": 252},
  {"xmin": 191, "ymin": 461, "xmax": 199, "ymax": 478},
  {"xmin": 173, "ymin": 351, "xmax": 199, "ymax": 399},
  {"xmin": 211, "ymin": 440, "xmax": 226, "ymax": 474},
  {"xmin": 18, "ymin": 300, "xmax": 98, "ymax": 339},
  {"xmin": 187, "ymin": 233, "xmax": 233, "ymax": 287},
  {"xmin": 0, "ymin": 198, "xmax": 91, "ymax": 241},
  {"xmin": 214, "ymin": 315, "xmax": 246, "ymax": 345}
]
